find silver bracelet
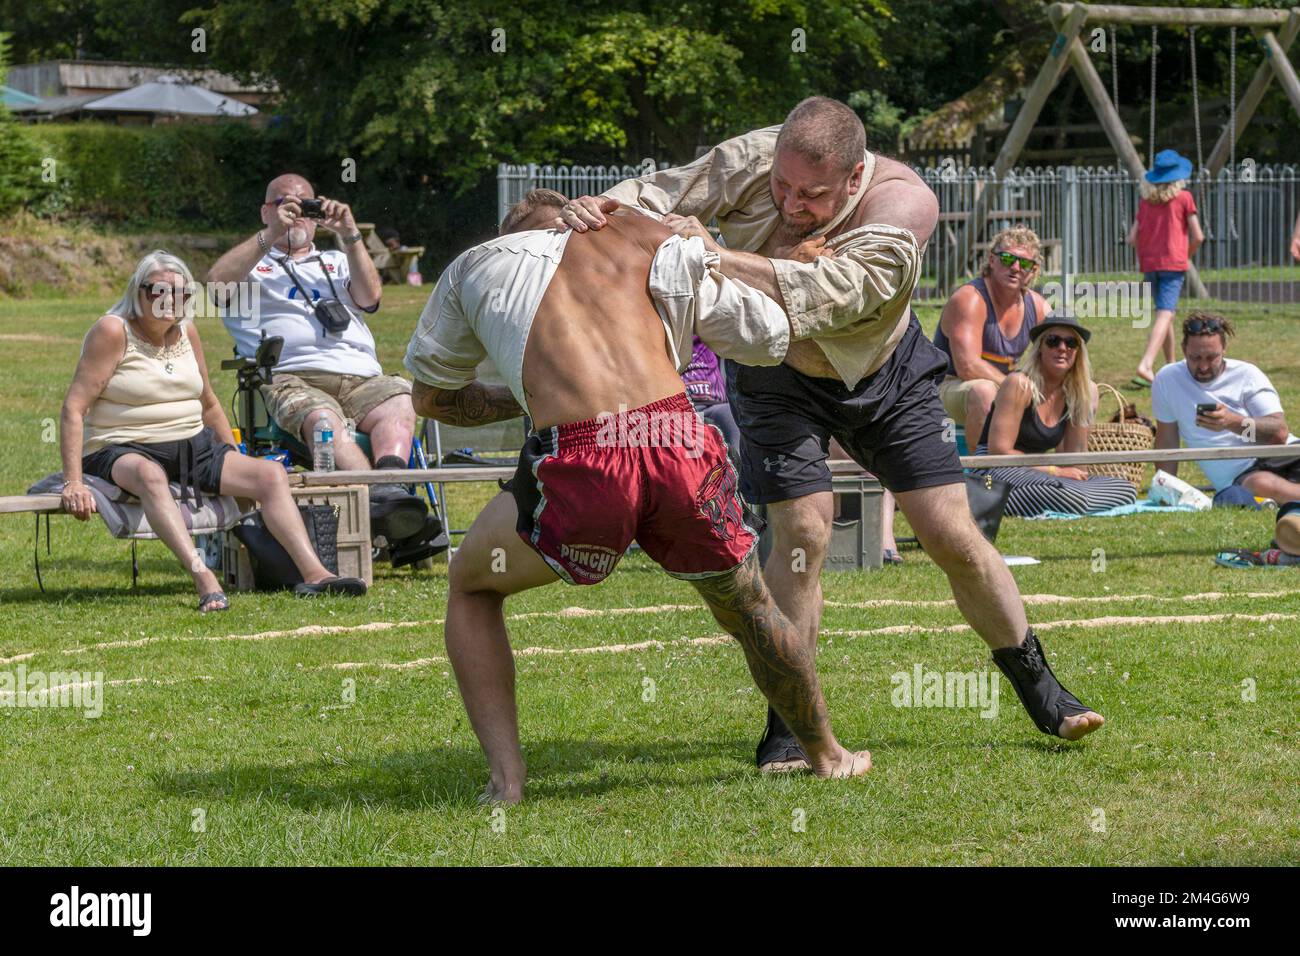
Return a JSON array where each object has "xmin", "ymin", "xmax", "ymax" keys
[
  {"xmin": 256, "ymin": 230, "xmax": 269, "ymax": 254},
  {"xmin": 342, "ymin": 232, "xmax": 364, "ymax": 246}
]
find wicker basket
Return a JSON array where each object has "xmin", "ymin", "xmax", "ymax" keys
[{"xmin": 1087, "ymin": 383, "xmax": 1155, "ymax": 490}]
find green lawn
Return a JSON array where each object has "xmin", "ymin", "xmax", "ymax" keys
[{"xmin": 0, "ymin": 286, "xmax": 1296, "ymax": 865}]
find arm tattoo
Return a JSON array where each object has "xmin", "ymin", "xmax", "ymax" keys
[
  {"xmin": 415, "ymin": 382, "xmax": 524, "ymax": 427},
  {"xmin": 691, "ymin": 552, "xmax": 830, "ymax": 749}
]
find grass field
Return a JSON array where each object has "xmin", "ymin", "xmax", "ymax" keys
[{"xmin": 0, "ymin": 285, "xmax": 1296, "ymax": 866}]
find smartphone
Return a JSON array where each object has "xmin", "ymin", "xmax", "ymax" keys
[{"xmin": 1196, "ymin": 402, "xmax": 1218, "ymax": 415}]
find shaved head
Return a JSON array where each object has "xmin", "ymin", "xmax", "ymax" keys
[
  {"xmin": 775, "ymin": 97, "xmax": 866, "ymax": 174},
  {"xmin": 265, "ymin": 173, "xmax": 314, "ymax": 203}
]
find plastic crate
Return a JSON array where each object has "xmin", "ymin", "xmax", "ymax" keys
[
  {"xmin": 222, "ymin": 484, "xmax": 373, "ymax": 591},
  {"xmin": 756, "ymin": 476, "xmax": 885, "ymax": 571}
]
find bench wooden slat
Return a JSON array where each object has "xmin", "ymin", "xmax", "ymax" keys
[{"xmin": 0, "ymin": 494, "xmax": 62, "ymax": 515}]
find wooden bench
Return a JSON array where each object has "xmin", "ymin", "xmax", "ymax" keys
[{"xmin": 326, "ymin": 222, "xmax": 425, "ymax": 285}]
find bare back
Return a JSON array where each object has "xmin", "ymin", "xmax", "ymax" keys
[{"xmin": 523, "ymin": 212, "xmax": 686, "ymax": 428}]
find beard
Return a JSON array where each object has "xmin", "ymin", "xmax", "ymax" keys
[{"xmin": 284, "ymin": 226, "xmax": 312, "ymax": 249}]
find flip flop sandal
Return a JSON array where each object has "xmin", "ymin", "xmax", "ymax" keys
[
  {"xmin": 1128, "ymin": 376, "xmax": 1153, "ymax": 389},
  {"xmin": 292, "ymin": 576, "xmax": 368, "ymax": 597},
  {"xmin": 1214, "ymin": 548, "xmax": 1297, "ymax": 569},
  {"xmin": 882, "ymin": 548, "xmax": 904, "ymax": 566},
  {"xmin": 198, "ymin": 591, "xmax": 229, "ymax": 613}
]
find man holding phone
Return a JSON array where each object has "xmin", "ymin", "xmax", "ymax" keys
[
  {"xmin": 207, "ymin": 173, "xmax": 431, "ymax": 547},
  {"xmin": 1152, "ymin": 312, "xmax": 1300, "ymax": 505}
]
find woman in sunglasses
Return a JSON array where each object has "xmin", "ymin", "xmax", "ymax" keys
[
  {"xmin": 59, "ymin": 250, "xmax": 365, "ymax": 612},
  {"xmin": 972, "ymin": 316, "xmax": 1136, "ymax": 517}
]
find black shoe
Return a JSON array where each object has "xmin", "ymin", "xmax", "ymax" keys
[
  {"xmin": 293, "ymin": 576, "xmax": 367, "ymax": 597},
  {"xmin": 755, "ymin": 705, "xmax": 810, "ymax": 773},
  {"xmin": 389, "ymin": 514, "xmax": 450, "ymax": 568},
  {"xmin": 369, "ymin": 484, "xmax": 427, "ymax": 541}
]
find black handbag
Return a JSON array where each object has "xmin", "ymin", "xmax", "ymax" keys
[
  {"xmin": 965, "ymin": 472, "xmax": 1012, "ymax": 543},
  {"xmin": 232, "ymin": 503, "xmax": 339, "ymax": 591}
]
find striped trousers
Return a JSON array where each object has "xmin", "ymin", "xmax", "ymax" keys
[{"xmin": 973, "ymin": 465, "xmax": 1137, "ymax": 517}]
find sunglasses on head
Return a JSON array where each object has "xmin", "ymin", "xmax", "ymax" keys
[
  {"xmin": 1044, "ymin": 333, "xmax": 1079, "ymax": 350},
  {"xmin": 994, "ymin": 250, "xmax": 1038, "ymax": 271},
  {"xmin": 1184, "ymin": 317, "xmax": 1223, "ymax": 335}
]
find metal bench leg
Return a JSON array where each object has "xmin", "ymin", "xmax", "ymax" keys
[{"xmin": 33, "ymin": 514, "xmax": 46, "ymax": 594}]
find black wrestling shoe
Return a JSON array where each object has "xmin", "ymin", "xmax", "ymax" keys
[
  {"xmin": 389, "ymin": 513, "xmax": 450, "ymax": 568},
  {"xmin": 755, "ymin": 705, "xmax": 810, "ymax": 772},
  {"xmin": 369, "ymin": 483, "xmax": 428, "ymax": 542},
  {"xmin": 992, "ymin": 629, "xmax": 1097, "ymax": 737},
  {"xmin": 293, "ymin": 576, "xmax": 367, "ymax": 598}
]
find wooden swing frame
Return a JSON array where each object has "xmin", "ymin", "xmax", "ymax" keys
[{"xmin": 957, "ymin": 3, "xmax": 1300, "ymax": 298}]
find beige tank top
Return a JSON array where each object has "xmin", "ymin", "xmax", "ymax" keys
[{"xmin": 83, "ymin": 317, "xmax": 205, "ymax": 454}]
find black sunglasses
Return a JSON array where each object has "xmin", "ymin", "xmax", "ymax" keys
[
  {"xmin": 1044, "ymin": 333, "xmax": 1079, "ymax": 350},
  {"xmin": 1184, "ymin": 317, "xmax": 1224, "ymax": 335},
  {"xmin": 141, "ymin": 284, "xmax": 191, "ymax": 301}
]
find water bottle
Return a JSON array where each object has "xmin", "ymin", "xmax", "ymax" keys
[{"xmin": 312, "ymin": 421, "xmax": 335, "ymax": 472}]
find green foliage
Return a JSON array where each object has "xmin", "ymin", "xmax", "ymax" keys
[
  {"xmin": 25, "ymin": 122, "xmax": 307, "ymax": 227},
  {"xmin": 0, "ymin": 33, "xmax": 50, "ymax": 215}
]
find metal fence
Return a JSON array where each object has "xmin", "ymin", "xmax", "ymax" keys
[{"xmin": 497, "ymin": 161, "xmax": 1300, "ymax": 304}]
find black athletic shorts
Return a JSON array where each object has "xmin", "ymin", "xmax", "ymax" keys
[
  {"xmin": 1233, "ymin": 453, "xmax": 1300, "ymax": 487},
  {"xmin": 82, "ymin": 426, "xmax": 236, "ymax": 499},
  {"xmin": 724, "ymin": 312, "xmax": 963, "ymax": 503}
]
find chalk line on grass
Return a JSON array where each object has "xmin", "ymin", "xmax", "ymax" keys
[
  {"xmin": 321, "ymin": 633, "xmax": 735, "ymax": 672},
  {"xmin": 0, "ymin": 652, "xmax": 37, "ymax": 665},
  {"xmin": 825, "ymin": 612, "xmax": 1299, "ymax": 638},
  {"xmin": 316, "ymin": 611, "xmax": 1294, "ymax": 673},
  {"xmin": 0, "ymin": 674, "xmax": 211, "ymax": 701},
  {"xmin": 22, "ymin": 588, "xmax": 1296, "ymax": 662},
  {"xmin": 825, "ymin": 588, "xmax": 1300, "ymax": 611}
]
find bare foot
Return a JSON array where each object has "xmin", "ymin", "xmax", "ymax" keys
[
  {"xmin": 479, "ymin": 778, "xmax": 523, "ymax": 806},
  {"xmin": 809, "ymin": 747, "xmax": 872, "ymax": 779},
  {"xmin": 1059, "ymin": 711, "xmax": 1105, "ymax": 740}
]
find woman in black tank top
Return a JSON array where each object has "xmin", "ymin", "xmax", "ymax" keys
[{"xmin": 973, "ymin": 317, "xmax": 1137, "ymax": 517}]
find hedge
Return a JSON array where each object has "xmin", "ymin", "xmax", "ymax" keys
[{"xmin": 25, "ymin": 122, "xmax": 309, "ymax": 229}]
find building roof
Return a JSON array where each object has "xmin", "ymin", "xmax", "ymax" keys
[{"xmin": 6, "ymin": 60, "xmax": 276, "ymax": 98}]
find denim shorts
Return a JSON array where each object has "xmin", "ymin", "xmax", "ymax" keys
[{"xmin": 1143, "ymin": 271, "xmax": 1185, "ymax": 312}]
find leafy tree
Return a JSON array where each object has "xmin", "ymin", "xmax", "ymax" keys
[{"xmin": 0, "ymin": 33, "xmax": 49, "ymax": 215}]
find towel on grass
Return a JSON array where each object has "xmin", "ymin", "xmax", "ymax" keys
[{"xmin": 1025, "ymin": 498, "xmax": 1198, "ymax": 521}]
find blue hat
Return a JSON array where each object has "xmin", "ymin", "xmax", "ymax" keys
[{"xmin": 1146, "ymin": 149, "xmax": 1193, "ymax": 183}]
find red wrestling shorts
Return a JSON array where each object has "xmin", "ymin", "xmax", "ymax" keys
[{"xmin": 508, "ymin": 392, "xmax": 759, "ymax": 585}]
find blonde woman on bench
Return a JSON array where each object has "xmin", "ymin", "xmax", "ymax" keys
[{"xmin": 59, "ymin": 250, "xmax": 365, "ymax": 612}]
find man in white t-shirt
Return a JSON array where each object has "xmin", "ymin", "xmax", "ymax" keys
[
  {"xmin": 1152, "ymin": 312, "xmax": 1300, "ymax": 504},
  {"xmin": 208, "ymin": 173, "xmax": 428, "ymax": 542}
]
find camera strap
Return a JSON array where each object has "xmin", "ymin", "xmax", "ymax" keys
[
  {"xmin": 277, "ymin": 253, "xmax": 351, "ymax": 334},
  {"xmin": 277, "ymin": 253, "xmax": 343, "ymax": 302}
]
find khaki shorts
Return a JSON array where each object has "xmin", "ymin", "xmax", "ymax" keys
[
  {"xmin": 938, "ymin": 375, "xmax": 987, "ymax": 426},
  {"xmin": 262, "ymin": 370, "xmax": 412, "ymax": 440}
]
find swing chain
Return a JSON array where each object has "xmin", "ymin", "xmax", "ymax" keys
[
  {"xmin": 1228, "ymin": 26, "xmax": 1238, "ymax": 239},
  {"xmin": 1149, "ymin": 25, "xmax": 1158, "ymax": 161},
  {"xmin": 1112, "ymin": 26, "xmax": 1130, "ymax": 236},
  {"xmin": 1190, "ymin": 25, "xmax": 1211, "ymax": 238}
]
